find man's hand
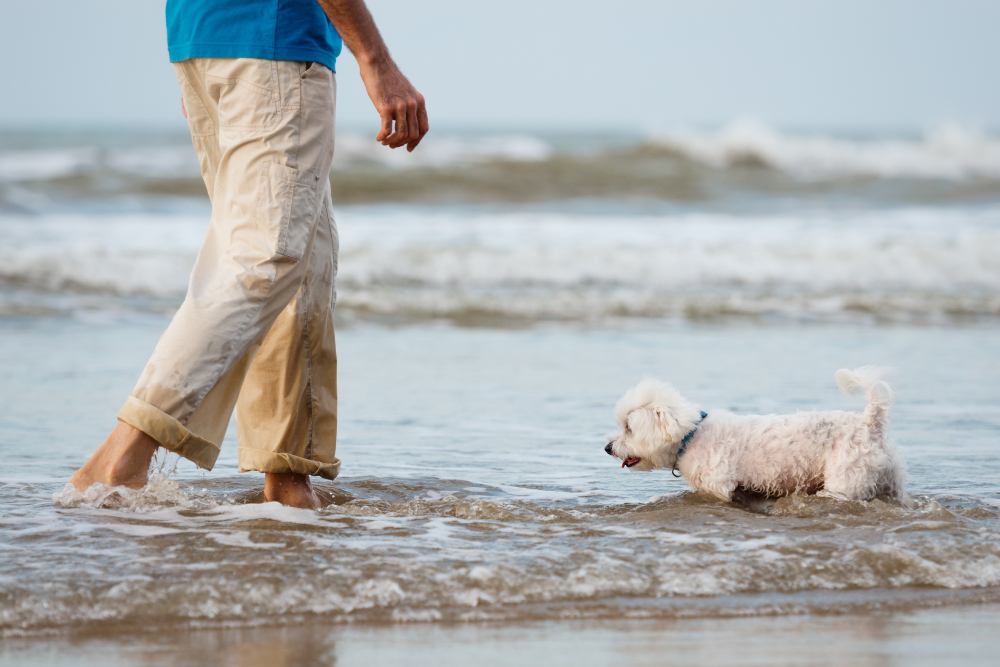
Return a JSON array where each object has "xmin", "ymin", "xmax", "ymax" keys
[
  {"xmin": 360, "ymin": 58, "xmax": 428, "ymax": 151},
  {"xmin": 317, "ymin": 0, "xmax": 428, "ymax": 151}
]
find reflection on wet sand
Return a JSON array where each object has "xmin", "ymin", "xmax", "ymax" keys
[{"xmin": 5, "ymin": 604, "xmax": 1000, "ymax": 667}]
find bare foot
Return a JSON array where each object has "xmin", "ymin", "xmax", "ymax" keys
[
  {"xmin": 70, "ymin": 421, "xmax": 160, "ymax": 491},
  {"xmin": 264, "ymin": 472, "xmax": 322, "ymax": 509}
]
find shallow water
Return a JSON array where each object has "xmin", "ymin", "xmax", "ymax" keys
[
  {"xmin": 2, "ymin": 318, "xmax": 999, "ymax": 635},
  {"xmin": 2, "ymin": 126, "xmax": 1000, "ymax": 641}
]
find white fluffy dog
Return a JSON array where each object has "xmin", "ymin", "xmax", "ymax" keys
[{"xmin": 605, "ymin": 367, "xmax": 907, "ymax": 503}]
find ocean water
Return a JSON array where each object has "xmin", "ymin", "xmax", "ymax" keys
[{"xmin": 1, "ymin": 125, "xmax": 1000, "ymax": 651}]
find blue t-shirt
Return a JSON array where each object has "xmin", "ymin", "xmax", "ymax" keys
[{"xmin": 166, "ymin": 0, "xmax": 343, "ymax": 73}]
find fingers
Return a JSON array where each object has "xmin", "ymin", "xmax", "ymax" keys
[
  {"xmin": 371, "ymin": 81, "xmax": 428, "ymax": 151},
  {"xmin": 382, "ymin": 101, "xmax": 412, "ymax": 148},
  {"xmin": 391, "ymin": 103, "xmax": 409, "ymax": 147},
  {"xmin": 407, "ymin": 97, "xmax": 429, "ymax": 152},
  {"xmin": 384, "ymin": 97, "xmax": 427, "ymax": 150},
  {"xmin": 375, "ymin": 110, "xmax": 392, "ymax": 143},
  {"xmin": 181, "ymin": 95, "xmax": 187, "ymax": 119},
  {"xmin": 403, "ymin": 103, "xmax": 418, "ymax": 148},
  {"xmin": 378, "ymin": 107, "xmax": 403, "ymax": 147}
]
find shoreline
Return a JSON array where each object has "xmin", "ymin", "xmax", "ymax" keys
[
  {"xmin": 4, "ymin": 603, "xmax": 1000, "ymax": 666},
  {"xmin": 6, "ymin": 586, "xmax": 1000, "ymax": 641}
]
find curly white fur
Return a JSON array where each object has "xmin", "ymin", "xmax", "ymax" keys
[{"xmin": 607, "ymin": 367, "xmax": 907, "ymax": 503}]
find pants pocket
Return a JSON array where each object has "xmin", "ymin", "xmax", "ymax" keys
[
  {"xmin": 255, "ymin": 162, "xmax": 321, "ymax": 261},
  {"xmin": 206, "ymin": 59, "xmax": 281, "ymax": 131},
  {"xmin": 175, "ymin": 68, "xmax": 215, "ymax": 137}
]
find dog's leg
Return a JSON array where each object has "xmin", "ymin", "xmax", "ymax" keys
[
  {"xmin": 696, "ymin": 474, "xmax": 737, "ymax": 503},
  {"xmin": 823, "ymin": 431, "xmax": 893, "ymax": 501},
  {"xmin": 877, "ymin": 437, "xmax": 911, "ymax": 505},
  {"xmin": 731, "ymin": 486, "xmax": 776, "ymax": 513}
]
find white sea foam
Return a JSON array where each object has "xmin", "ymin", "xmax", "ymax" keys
[
  {"xmin": 7, "ymin": 526, "xmax": 1000, "ymax": 631},
  {"xmin": 205, "ymin": 531, "xmax": 285, "ymax": 548},
  {"xmin": 0, "ymin": 148, "xmax": 100, "ymax": 182},
  {"xmin": 103, "ymin": 524, "xmax": 184, "ymax": 537},
  {"xmin": 364, "ymin": 520, "xmax": 398, "ymax": 530},
  {"xmin": 104, "ymin": 146, "xmax": 203, "ymax": 179},
  {"xmin": 3, "ymin": 206, "xmax": 999, "ymax": 320},
  {"xmin": 0, "ymin": 146, "xmax": 203, "ymax": 183},
  {"xmin": 337, "ymin": 207, "xmax": 1000, "ymax": 292},
  {"xmin": 52, "ymin": 472, "xmax": 217, "ymax": 512},
  {"xmin": 0, "ymin": 214, "xmax": 203, "ymax": 297},
  {"xmin": 652, "ymin": 121, "xmax": 1000, "ymax": 180}
]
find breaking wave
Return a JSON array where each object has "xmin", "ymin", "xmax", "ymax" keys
[
  {"xmin": 3, "ymin": 124, "xmax": 1000, "ymax": 208},
  {"xmin": 653, "ymin": 121, "xmax": 1000, "ymax": 180},
  {"xmin": 2, "ymin": 206, "xmax": 999, "ymax": 322}
]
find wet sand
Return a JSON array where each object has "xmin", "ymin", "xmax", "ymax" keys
[{"xmin": 3, "ymin": 604, "xmax": 1000, "ymax": 666}]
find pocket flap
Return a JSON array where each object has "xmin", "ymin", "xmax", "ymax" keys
[
  {"xmin": 256, "ymin": 162, "xmax": 322, "ymax": 261},
  {"xmin": 267, "ymin": 162, "xmax": 319, "ymax": 188}
]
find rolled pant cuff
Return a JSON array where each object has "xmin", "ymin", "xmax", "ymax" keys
[
  {"xmin": 117, "ymin": 395, "xmax": 221, "ymax": 471},
  {"xmin": 238, "ymin": 447, "xmax": 341, "ymax": 481}
]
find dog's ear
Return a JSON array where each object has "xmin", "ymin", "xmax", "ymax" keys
[
  {"xmin": 627, "ymin": 406, "xmax": 685, "ymax": 445},
  {"xmin": 652, "ymin": 407, "xmax": 687, "ymax": 443}
]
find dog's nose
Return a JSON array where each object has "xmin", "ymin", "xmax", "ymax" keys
[{"xmin": 605, "ymin": 442, "xmax": 614, "ymax": 455}]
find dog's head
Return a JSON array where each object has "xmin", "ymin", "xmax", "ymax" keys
[{"xmin": 605, "ymin": 379, "xmax": 703, "ymax": 471}]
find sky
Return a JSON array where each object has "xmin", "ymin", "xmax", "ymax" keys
[{"xmin": 1, "ymin": 0, "xmax": 998, "ymax": 133}]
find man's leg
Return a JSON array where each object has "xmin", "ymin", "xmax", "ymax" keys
[
  {"xmin": 71, "ymin": 58, "xmax": 335, "ymax": 496},
  {"xmin": 237, "ymin": 186, "xmax": 340, "ymax": 508},
  {"xmin": 71, "ymin": 59, "xmax": 225, "ymax": 492},
  {"xmin": 235, "ymin": 71, "xmax": 340, "ymax": 509}
]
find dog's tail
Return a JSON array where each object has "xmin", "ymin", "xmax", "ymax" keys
[{"xmin": 835, "ymin": 366, "xmax": 895, "ymax": 428}]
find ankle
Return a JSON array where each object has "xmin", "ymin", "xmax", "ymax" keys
[
  {"xmin": 106, "ymin": 454, "xmax": 150, "ymax": 487},
  {"xmin": 264, "ymin": 472, "xmax": 320, "ymax": 508},
  {"xmin": 92, "ymin": 422, "xmax": 160, "ymax": 488},
  {"xmin": 264, "ymin": 472, "xmax": 309, "ymax": 495}
]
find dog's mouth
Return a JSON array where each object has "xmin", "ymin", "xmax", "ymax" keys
[{"xmin": 621, "ymin": 457, "xmax": 642, "ymax": 468}]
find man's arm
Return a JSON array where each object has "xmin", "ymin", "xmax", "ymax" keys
[{"xmin": 317, "ymin": 0, "xmax": 428, "ymax": 152}]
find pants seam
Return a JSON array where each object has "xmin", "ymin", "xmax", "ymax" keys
[
  {"xmin": 289, "ymin": 61, "xmax": 302, "ymax": 169},
  {"xmin": 302, "ymin": 281, "xmax": 316, "ymax": 461}
]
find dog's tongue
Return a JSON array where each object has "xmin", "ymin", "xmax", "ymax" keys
[{"xmin": 622, "ymin": 457, "xmax": 641, "ymax": 468}]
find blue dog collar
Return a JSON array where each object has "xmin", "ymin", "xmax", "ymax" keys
[{"xmin": 672, "ymin": 411, "xmax": 707, "ymax": 477}]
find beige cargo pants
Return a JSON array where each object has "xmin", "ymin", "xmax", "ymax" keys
[{"xmin": 118, "ymin": 58, "xmax": 340, "ymax": 480}]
